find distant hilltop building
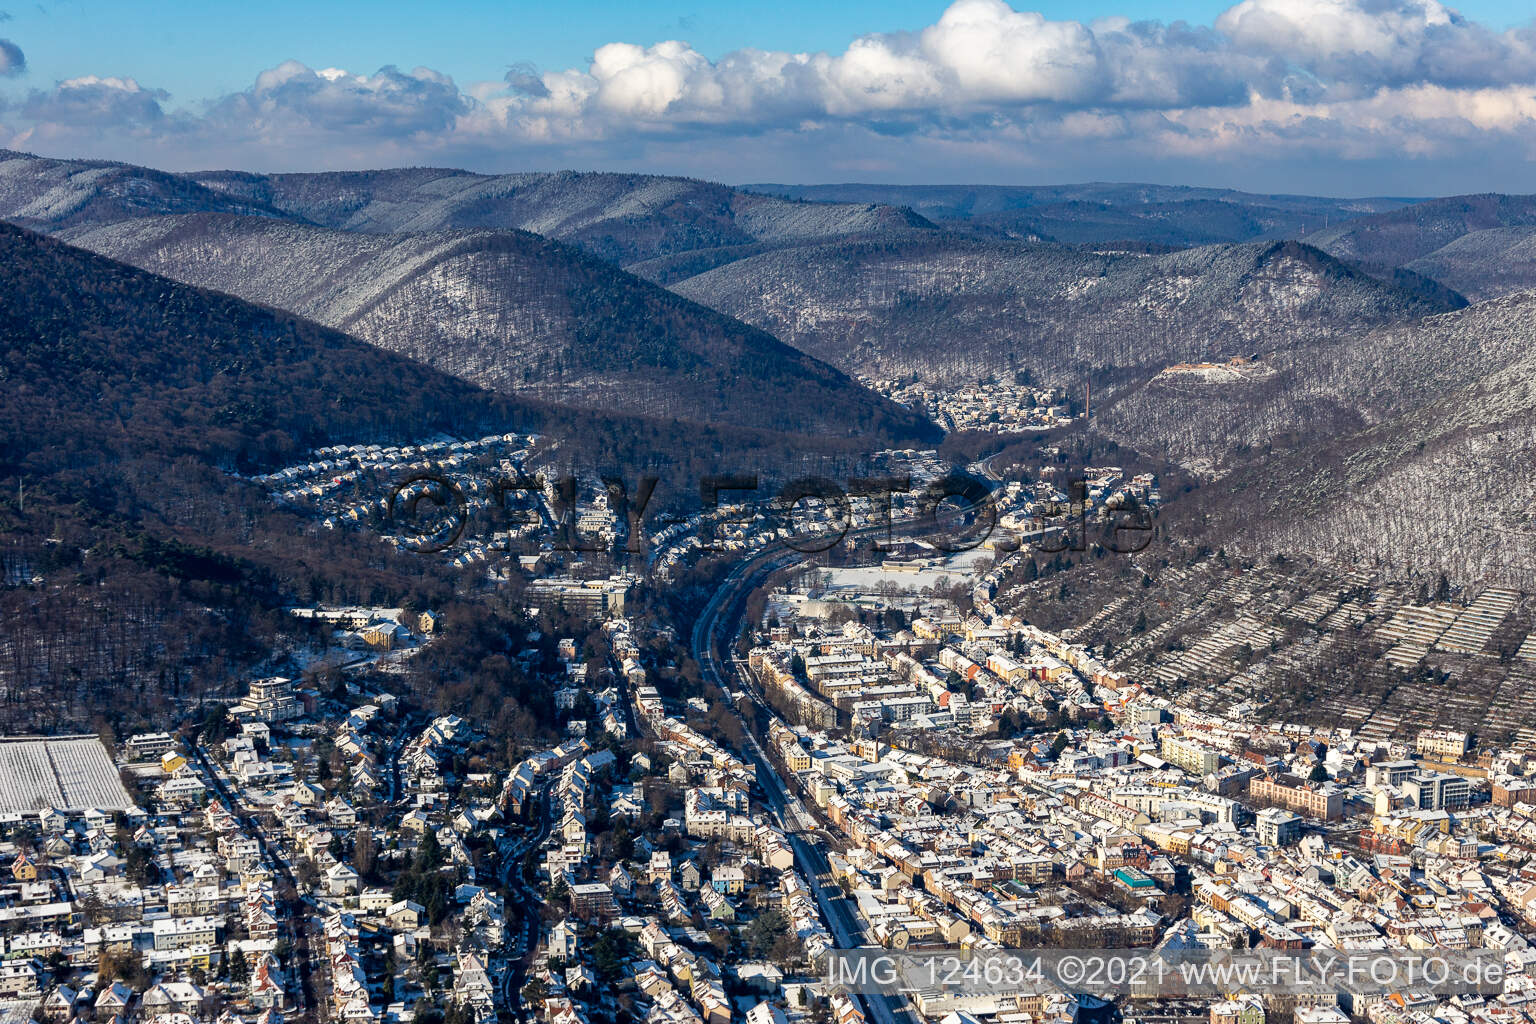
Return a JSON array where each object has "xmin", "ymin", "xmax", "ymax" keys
[
  {"xmin": 1152, "ymin": 356, "xmax": 1276, "ymax": 384},
  {"xmin": 1165, "ymin": 356, "xmax": 1256, "ymax": 372},
  {"xmin": 238, "ymin": 676, "xmax": 301, "ymax": 723},
  {"xmin": 289, "ymin": 605, "xmax": 404, "ymax": 629}
]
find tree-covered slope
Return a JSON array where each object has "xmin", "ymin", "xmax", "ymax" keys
[{"xmin": 68, "ymin": 212, "xmax": 937, "ymax": 441}]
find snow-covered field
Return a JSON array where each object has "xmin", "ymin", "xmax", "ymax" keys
[
  {"xmin": 820, "ymin": 547, "xmax": 993, "ymax": 593},
  {"xmin": 0, "ymin": 736, "xmax": 136, "ymax": 813}
]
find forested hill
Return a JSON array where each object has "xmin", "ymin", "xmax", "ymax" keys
[
  {"xmin": 743, "ymin": 182, "xmax": 1412, "ymax": 247},
  {"xmin": 0, "ymin": 150, "xmax": 290, "ymax": 231},
  {"xmin": 64, "ymin": 212, "xmax": 938, "ymax": 442},
  {"xmin": 0, "ymin": 222, "xmax": 924, "ymax": 513},
  {"xmin": 1144, "ymin": 288, "xmax": 1536, "ymax": 588},
  {"xmin": 1304, "ymin": 194, "xmax": 1536, "ymax": 301},
  {"xmin": 668, "ymin": 234, "xmax": 1465, "ymax": 382},
  {"xmin": 0, "ymin": 222, "xmax": 542, "ymax": 732},
  {"xmin": 0, "ymin": 225, "xmax": 910, "ymax": 733},
  {"xmin": 186, "ymin": 165, "xmax": 938, "ymax": 266},
  {"xmin": 0, "ymin": 223, "xmax": 532, "ymax": 478}
]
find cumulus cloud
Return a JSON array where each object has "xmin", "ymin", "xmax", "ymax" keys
[
  {"xmin": 478, "ymin": 0, "xmax": 1536, "ymax": 139},
  {"xmin": 21, "ymin": 76, "xmax": 166, "ymax": 126},
  {"xmin": 490, "ymin": 0, "xmax": 1257, "ymax": 128},
  {"xmin": 0, "ymin": 37, "xmax": 23, "ymax": 77},
  {"xmin": 1216, "ymin": 0, "xmax": 1536, "ymax": 93},
  {"xmin": 921, "ymin": 1, "xmax": 1104, "ymax": 104},
  {"xmin": 6, "ymin": 0, "xmax": 1536, "ymax": 189},
  {"xmin": 206, "ymin": 61, "xmax": 470, "ymax": 137}
]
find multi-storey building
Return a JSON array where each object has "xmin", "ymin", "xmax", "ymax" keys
[{"xmin": 1249, "ymin": 774, "xmax": 1343, "ymax": 821}]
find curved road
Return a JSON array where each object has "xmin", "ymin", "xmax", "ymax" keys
[{"xmin": 689, "ymin": 538, "xmax": 917, "ymax": 1024}]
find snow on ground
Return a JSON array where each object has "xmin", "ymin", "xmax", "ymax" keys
[
  {"xmin": 819, "ymin": 547, "xmax": 994, "ymax": 593},
  {"xmin": 0, "ymin": 735, "xmax": 136, "ymax": 813}
]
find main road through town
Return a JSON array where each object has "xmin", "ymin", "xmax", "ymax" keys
[{"xmin": 689, "ymin": 533, "xmax": 921, "ymax": 1024}]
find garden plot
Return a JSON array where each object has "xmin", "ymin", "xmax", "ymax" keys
[{"xmin": 1435, "ymin": 588, "xmax": 1519, "ymax": 655}]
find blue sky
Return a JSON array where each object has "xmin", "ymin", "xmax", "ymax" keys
[{"xmin": 2, "ymin": 0, "xmax": 1535, "ymax": 192}]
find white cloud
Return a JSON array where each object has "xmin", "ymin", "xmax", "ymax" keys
[
  {"xmin": 918, "ymin": 0, "xmax": 1104, "ymax": 104},
  {"xmin": 478, "ymin": 0, "xmax": 1536, "ymax": 136},
  {"xmin": 207, "ymin": 60, "xmax": 470, "ymax": 138},
  {"xmin": 21, "ymin": 76, "xmax": 165, "ymax": 126},
  {"xmin": 6, "ymin": 0, "xmax": 1536, "ymax": 188},
  {"xmin": 1218, "ymin": 0, "xmax": 1455, "ymax": 62},
  {"xmin": 1216, "ymin": 0, "xmax": 1536, "ymax": 92}
]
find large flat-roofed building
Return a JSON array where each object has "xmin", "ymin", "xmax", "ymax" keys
[
  {"xmin": 1404, "ymin": 772, "xmax": 1472, "ymax": 811},
  {"xmin": 1161, "ymin": 735, "xmax": 1224, "ymax": 775},
  {"xmin": 1366, "ymin": 760, "xmax": 1418, "ymax": 789},
  {"xmin": 568, "ymin": 882, "xmax": 619, "ymax": 921},
  {"xmin": 1256, "ymin": 807, "xmax": 1303, "ymax": 846},
  {"xmin": 524, "ymin": 577, "xmax": 631, "ymax": 618},
  {"xmin": 125, "ymin": 732, "xmax": 177, "ymax": 761}
]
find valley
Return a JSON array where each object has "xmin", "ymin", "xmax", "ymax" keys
[{"xmin": 2, "ymin": 145, "xmax": 1536, "ymax": 1024}]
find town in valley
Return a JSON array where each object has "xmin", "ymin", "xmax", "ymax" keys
[{"xmin": 7, "ymin": 432, "xmax": 1536, "ymax": 1024}]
